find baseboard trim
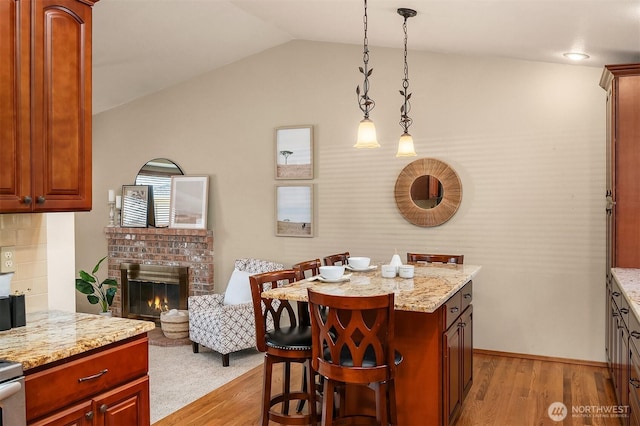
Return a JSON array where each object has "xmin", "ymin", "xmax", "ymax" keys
[{"xmin": 473, "ymin": 348, "xmax": 608, "ymax": 368}]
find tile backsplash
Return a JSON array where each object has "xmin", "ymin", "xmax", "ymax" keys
[{"xmin": 0, "ymin": 214, "xmax": 48, "ymax": 309}]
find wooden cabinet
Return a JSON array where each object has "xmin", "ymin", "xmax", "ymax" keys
[
  {"xmin": 0, "ymin": 0, "xmax": 97, "ymax": 213},
  {"xmin": 393, "ymin": 280, "xmax": 473, "ymax": 426},
  {"xmin": 443, "ymin": 283, "xmax": 473, "ymax": 425},
  {"xmin": 25, "ymin": 335, "xmax": 150, "ymax": 426},
  {"xmin": 601, "ymin": 64, "xmax": 640, "ymax": 269},
  {"xmin": 601, "ymin": 63, "xmax": 640, "ymax": 420}
]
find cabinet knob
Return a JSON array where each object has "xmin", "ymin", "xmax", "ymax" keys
[
  {"xmin": 23, "ymin": 196, "xmax": 32, "ymax": 205},
  {"xmin": 464, "ymin": 294, "xmax": 472, "ymax": 299},
  {"xmin": 36, "ymin": 196, "xmax": 45, "ymax": 204},
  {"xmin": 621, "ymin": 308, "xmax": 629, "ymax": 314},
  {"xmin": 85, "ymin": 411, "xmax": 94, "ymax": 420},
  {"xmin": 631, "ymin": 378, "xmax": 640, "ymax": 389},
  {"xmin": 100, "ymin": 404, "xmax": 108, "ymax": 414},
  {"xmin": 450, "ymin": 307, "xmax": 459, "ymax": 313},
  {"xmin": 613, "ymin": 292, "xmax": 621, "ymax": 297}
]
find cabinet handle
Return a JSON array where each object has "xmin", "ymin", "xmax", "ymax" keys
[
  {"xmin": 459, "ymin": 322, "xmax": 467, "ymax": 328},
  {"xmin": 621, "ymin": 308, "xmax": 629, "ymax": 314},
  {"xmin": 631, "ymin": 331, "xmax": 640, "ymax": 339},
  {"xmin": 78, "ymin": 369, "xmax": 108, "ymax": 382},
  {"xmin": 613, "ymin": 292, "xmax": 621, "ymax": 297},
  {"xmin": 85, "ymin": 411, "xmax": 94, "ymax": 420},
  {"xmin": 613, "ymin": 311, "xmax": 619, "ymax": 317},
  {"xmin": 100, "ymin": 404, "xmax": 108, "ymax": 414},
  {"xmin": 36, "ymin": 196, "xmax": 45, "ymax": 204},
  {"xmin": 464, "ymin": 294, "xmax": 472, "ymax": 299},
  {"xmin": 631, "ymin": 378, "xmax": 640, "ymax": 389},
  {"xmin": 23, "ymin": 196, "xmax": 32, "ymax": 205},
  {"xmin": 450, "ymin": 307, "xmax": 459, "ymax": 313}
]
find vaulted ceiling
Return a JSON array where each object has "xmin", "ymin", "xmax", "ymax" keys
[{"xmin": 92, "ymin": 0, "xmax": 640, "ymax": 114}]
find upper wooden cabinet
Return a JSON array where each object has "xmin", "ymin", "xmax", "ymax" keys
[
  {"xmin": 600, "ymin": 64, "xmax": 640, "ymax": 269},
  {"xmin": 0, "ymin": 0, "xmax": 97, "ymax": 213}
]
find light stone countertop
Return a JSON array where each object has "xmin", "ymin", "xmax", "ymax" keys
[
  {"xmin": 262, "ymin": 263, "xmax": 481, "ymax": 313},
  {"xmin": 612, "ymin": 268, "xmax": 640, "ymax": 321},
  {"xmin": 0, "ymin": 310, "xmax": 155, "ymax": 371}
]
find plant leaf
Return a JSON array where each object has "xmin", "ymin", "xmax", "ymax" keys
[
  {"xmin": 92, "ymin": 256, "xmax": 107, "ymax": 274},
  {"xmin": 87, "ymin": 295, "xmax": 100, "ymax": 305},
  {"xmin": 399, "ymin": 90, "xmax": 404, "ymax": 96},
  {"xmin": 106, "ymin": 287, "xmax": 117, "ymax": 306},
  {"xmin": 79, "ymin": 270, "xmax": 96, "ymax": 283},
  {"xmin": 407, "ymin": 93, "xmax": 412, "ymax": 100},
  {"xmin": 367, "ymin": 68, "xmax": 373, "ymax": 76},
  {"xmin": 76, "ymin": 279, "xmax": 95, "ymax": 294},
  {"xmin": 102, "ymin": 278, "xmax": 118, "ymax": 288},
  {"xmin": 358, "ymin": 67, "xmax": 364, "ymax": 74}
]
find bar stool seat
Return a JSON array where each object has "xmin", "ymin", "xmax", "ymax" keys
[{"xmin": 250, "ymin": 269, "xmax": 318, "ymax": 426}]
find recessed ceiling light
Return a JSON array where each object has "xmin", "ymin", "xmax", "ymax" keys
[{"xmin": 563, "ymin": 52, "xmax": 590, "ymax": 61}]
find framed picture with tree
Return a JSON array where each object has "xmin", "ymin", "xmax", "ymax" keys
[{"xmin": 275, "ymin": 125, "xmax": 313, "ymax": 179}]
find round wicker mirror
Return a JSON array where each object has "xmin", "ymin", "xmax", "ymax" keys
[{"xmin": 394, "ymin": 158, "xmax": 462, "ymax": 227}]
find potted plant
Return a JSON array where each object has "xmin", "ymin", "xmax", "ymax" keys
[{"xmin": 75, "ymin": 256, "xmax": 118, "ymax": 316}]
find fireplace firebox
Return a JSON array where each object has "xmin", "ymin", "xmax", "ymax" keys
[{"xmin": 120, "ymin": 263, "xmax": 188, "ymax": 322}]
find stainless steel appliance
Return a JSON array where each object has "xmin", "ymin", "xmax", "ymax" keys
[{"xmin": 0, "ymin": 360, "xmax": 25, "ymax": 426}]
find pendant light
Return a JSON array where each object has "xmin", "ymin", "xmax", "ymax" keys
[
  {"xmin": 396, "ymin": 8, "xmax": 417, "ymax": 157},
  {"xmin": 354, "ymin": 0, "xmax": 380, "ymax": 148}
]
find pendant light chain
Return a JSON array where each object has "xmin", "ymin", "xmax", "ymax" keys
[
  {"xmin": 399, "ymin": 13, "xmax": 412, "ymax": 134},
  {"xmin": 357, "ymin": 0, "xmax": 375, "ymax": 119}
]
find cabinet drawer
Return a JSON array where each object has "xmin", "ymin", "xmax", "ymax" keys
[
  {"xmin": 26, "ymin": 336, "xmax": 148, "ymax": 422},
  {"xmin": 612, "ymin": 279, "xmax": 630, "ymax": 327},
  {"xmin": 444, "ymin": 290, "xmax": 463, "ymax": 330},
  {"xmin": 460, "ymin": 281, "xmax": 473, "ymax": 311}
]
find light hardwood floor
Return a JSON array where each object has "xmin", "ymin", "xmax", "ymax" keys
[{"xmin": 153, "ymin": 352, "xmax": 621, "ymax": 426}]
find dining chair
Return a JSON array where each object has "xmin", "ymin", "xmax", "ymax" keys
[
  {"xmin": 406, "ymin": 253, "xmax": 464, "ymax": 264},
  {"xmin": 323, "ymin": 252, "xmax": 350, "ymax": 266},
  {"xmin": 249, "ymin": 269, "xmax": 318, "ymax": 425},
  {"xmin": 307, "ymin": 288, "xmax": 402, "ymax": 425}
]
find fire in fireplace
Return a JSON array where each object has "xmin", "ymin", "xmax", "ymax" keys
[{"xmin": 120, "ymin": 263, "xmax": 188, "ymax": 322}]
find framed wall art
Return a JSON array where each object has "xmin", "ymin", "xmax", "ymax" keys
[
  {"xmin": 169, "ymin": 175, "xmax": 209, "ymax": 229},
  {"xmin": 121, "ymin": 185, "xmax": 152, "ymax": 228},
  {"xmin": 275, "ymin": 125, "xmax": 313, "ymax": 180},
  {"xmin": 275, "ymin": 184, "xmax": 313, "ymax": 237}
]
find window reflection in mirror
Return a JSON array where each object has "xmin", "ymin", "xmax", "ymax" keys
[
  {"xmin": 135, "ymin": 158, "xmax": 183, "ymax": 227},
  {"xmin": 410, "ymin": 175, "xmax": 443, "ymax": 209}
]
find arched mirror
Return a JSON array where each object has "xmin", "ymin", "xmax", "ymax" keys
[
  {"xmin": 394, "ymin": 158, "xmax": 462, "ymax": 227},
  {"xmin": 135, "ymin": 158, "xmax": 184, "ymax": 227}
]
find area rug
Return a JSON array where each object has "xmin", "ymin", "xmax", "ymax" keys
[{"xmin": 148, "ymin": 343, "xmax": 263, "ymax": 423}]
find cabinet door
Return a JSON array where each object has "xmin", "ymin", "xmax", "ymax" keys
[
  {"xmin": 94, "ymin": 376, "xmax": 150, "ymax": 426},
  {"xmin": 0, "ymin": 0, "xmax": 31, "ymax": 212},
  {"xmin": 444, "ymin": 321, "xmax": 461, "ymax": 425},
  {"xmin": 460, "ymin": 306, "xmax": 473, "ymax": 398},
  {"xmin": 31, "ymin": 0, "xmax": 93, "ymax": 212},
  {"xmin": 29, "ymin": 400, "xmax": 92, "ymax": 426}
]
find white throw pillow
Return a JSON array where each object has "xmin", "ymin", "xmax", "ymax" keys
[{"xmin": 223, "ymin": 269, "xmax": 253, "ymax": 305}]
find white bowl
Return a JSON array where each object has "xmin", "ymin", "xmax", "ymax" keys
[
  {"xmin": 348, "ymin": 257, "xmax": 371, "ymax": 270},
  {"xmin": 319, "ymin": 265, "xmax": 345, "ymax": 280}
]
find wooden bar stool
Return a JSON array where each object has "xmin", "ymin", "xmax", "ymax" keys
[
  {"xmin": 307, "ymin": 289, "xmax": 402, "ymax": 426},
  {"xmin": 323, "ymin": 252, "xmax": 350, "ymax": 266},
  {"xmin": 406, "ymin": 252, "xmax": 464, "ymax": 264},
  {"xmin": 250, "ymin": 270, "xmax": 318, "ymax": 425}
]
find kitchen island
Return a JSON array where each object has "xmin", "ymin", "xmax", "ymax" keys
[
  {"xmin": 0, "ymin": 310, "xmax": 155, "ymax": 425},
  {"xmin": 263, "ymin": 262, "xmax": 481, "ymax": 426}
]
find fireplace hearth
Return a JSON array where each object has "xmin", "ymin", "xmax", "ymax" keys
[{"xmin": 121, "ymin": 263, "xmax": 188, "ymax": 322}]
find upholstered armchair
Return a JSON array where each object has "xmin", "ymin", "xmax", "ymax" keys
[{"xmin": 188, "ymin": 258, "xmax": 284, "ymax": 366}]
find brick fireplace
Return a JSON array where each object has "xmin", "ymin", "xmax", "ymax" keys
[{"xmin": 104, "ymin": 227, "xmax": 214, "ymax": 318}]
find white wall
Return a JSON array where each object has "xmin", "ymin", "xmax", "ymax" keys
[
  {"xmin": 46, "ymin": 213, "xmax": 76, "ymax": 312},
  {"xmin": 75, "ymin": 40, "xmax": 606, "ymax": 361}
]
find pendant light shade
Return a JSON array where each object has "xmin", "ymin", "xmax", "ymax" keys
[
  {"xmin": 396, "ymin": 132, "xmax": 416, "ymax": 156},
  {"xmin": 355, "ymin": 118, "xmax": 380, "ymax": 148},
  {"xmin": 396, "ymin": 8, "xmax": 417, "ymax": 157},
  {"xmin": 354, "ymin": 0, "xmax": 379, "ymax": 149}
]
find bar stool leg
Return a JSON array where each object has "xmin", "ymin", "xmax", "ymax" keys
[{"xmin": 261, "ymin": 356, "xmax": 273, "ymax": 426}]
